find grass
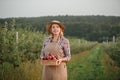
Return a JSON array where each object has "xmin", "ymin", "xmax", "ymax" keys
[
  {"xmin": 0, "ymin": 59, "xmax": 43, "ymax": 80},
  {"xmin": 67, "ymin": 45, "xmax": 120, "ymax": 80},
  {"xmin": 0, "ymin": 45, "xmax": 120, "ymax": 80},
  {"xmin": 101, "ymin": 51, "xmax": 120, "ymax": 80}
]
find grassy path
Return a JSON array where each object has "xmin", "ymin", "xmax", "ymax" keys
[{"xmin": 67, "ymin": 45, "xmax": 120, "ymax": 80}]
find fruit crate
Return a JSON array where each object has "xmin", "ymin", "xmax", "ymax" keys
[{"xmin": 41, "ymin": 60, "xmax": 59, "ymax": 66}]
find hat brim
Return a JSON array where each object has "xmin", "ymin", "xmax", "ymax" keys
[{"xmin": 46, "ymin": 21, "xmax": 64, "ymax": 34}]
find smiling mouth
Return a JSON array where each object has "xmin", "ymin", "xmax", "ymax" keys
[{"xmin": 53, "ymin": 31, "xmax": 58, "ymax": 33}]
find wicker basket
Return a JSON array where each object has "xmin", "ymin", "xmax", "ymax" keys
[{"xmin": 41, "ymin": 60, "xmax": 59, "ymax": 66}]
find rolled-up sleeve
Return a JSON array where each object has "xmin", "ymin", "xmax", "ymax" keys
[
  {"xmin": 40, "ymin": 42, "xmax": 45, "ymax": 59},
  {"xmin": 62, "ymin": 39, "xmax": 71, "ymax": 61},
  {"xmin": 40, "ymin": 38, "xmax": 48, "ymax": 59}
]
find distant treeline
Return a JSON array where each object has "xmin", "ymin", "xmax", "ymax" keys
[{"xmin": 0, "ymin": 15, "xmax": 120, "ymax": 42}]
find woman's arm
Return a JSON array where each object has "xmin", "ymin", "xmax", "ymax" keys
[
  {"xmin": 61, "ymin": 38, "xmax": 71, "ymax": 62},
  {"xmin": 40, "ymin": 38, "xmax": 49, "ymax": 59},
  {"xmin": 40, "ymin": 42, "xmax": 45, "ymax": 59}
]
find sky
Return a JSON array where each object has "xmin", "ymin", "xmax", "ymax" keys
[{"xmin": 0, "ymin": 0, "xmax": 120, "ymax": 18}]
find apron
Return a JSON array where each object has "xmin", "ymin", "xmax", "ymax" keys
[{"xmin": 42, "ymin": 40, "xmax": 67, "ymax": 80}]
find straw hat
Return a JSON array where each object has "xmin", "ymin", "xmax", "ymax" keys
[{"xmin": 46, "ymin": 20, "xmax": 65, "ymax": 34}]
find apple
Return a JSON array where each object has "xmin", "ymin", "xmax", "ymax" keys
[{"xmin": 42, "ymin": 53, "xmax": 58, "ymax": 60}]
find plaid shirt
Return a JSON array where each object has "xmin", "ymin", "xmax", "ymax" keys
[{"xmin": 40, "ymin": 36, "xmax": 71, "ymax": 61}]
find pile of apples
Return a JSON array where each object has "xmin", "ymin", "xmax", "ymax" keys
[{"xmin": 42, "ymin": 53, "xmax": 58, "ymax": 60}]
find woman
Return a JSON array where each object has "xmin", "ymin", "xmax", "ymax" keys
[{"xmin": 40, "ymin": 20, "xmax": 71, "ymax": 80}]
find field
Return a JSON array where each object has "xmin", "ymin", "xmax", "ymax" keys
[
  {"xmin": 1, "ymin": 44, "xmax": 120, "ymax": 80},
  {"xmin": 0, "ymin": 23, "xmax": 120, "ymax": 80},
  {"xmin": 68, "ymin": 45, "xmax": 120, "ymax": 80}
]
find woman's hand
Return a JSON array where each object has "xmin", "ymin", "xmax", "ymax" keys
[{"xmin": 57, "ymin": 59, "xmax": 62, "ymax": 65}]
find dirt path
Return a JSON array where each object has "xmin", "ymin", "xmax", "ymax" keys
[{"xmin": 67, "ymin": 45, "xmax": 120, "ymax": 80}]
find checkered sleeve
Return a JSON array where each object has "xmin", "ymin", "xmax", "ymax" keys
[
  {"xmin": 40, "ymin": 38, "xmax": 49, "ymax": 59},
  {"xmin": 62, "ymin": 38, "xmax": 71, "ymax": 61}
]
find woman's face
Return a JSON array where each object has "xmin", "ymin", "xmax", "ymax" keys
[{"xmin": 51, "ymin": 24, "xmax": 61, "ymax": 35}]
